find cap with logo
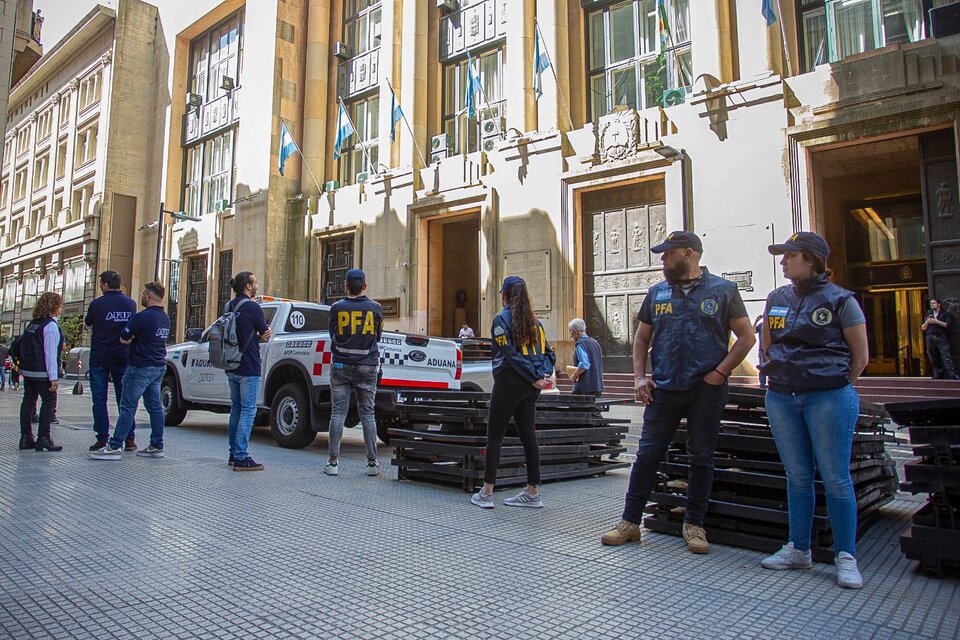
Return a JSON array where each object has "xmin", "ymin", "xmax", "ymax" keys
[
  {"xmin": 499, "ymin": 275, "xmax": 526, "ymax": 292},
  {"xmin": 345, "ymin": 269, "xmax": 366, "ymax": 285},
  {"xmin": 650, "ymin": 230, "xmax": 703, "ymax": 254},
  {"xmin": 768, "ymin": 232, "xmax": 830, "ymax": 261}
]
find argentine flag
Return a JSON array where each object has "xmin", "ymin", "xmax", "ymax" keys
[
  {"xmin": 533, "ymin": 27, "xmax": 550, "ymax": 101},
  {"xmin": 334, "ymin": 101, "xmax": 356, "ymax": 160},
  {"xmin": 278, "ymin": 121, "xmax": 298, "ymax": 176},
  {"xmin": 464, "ymin": 53, "xmax": 483, "ymax": 120}
]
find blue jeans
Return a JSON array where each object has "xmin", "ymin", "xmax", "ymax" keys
[
  {"xmin": 228, "ymin": 373, "xmax": 261, "ymax": 461},
  {"xmin": 622, "ymin": 380, "xmax": 728, "ymax": 526},
  {"xmin": 90, "ymin": 363, "xmax": 135, "ymax": 441},
  {"xmin": 765, "ymin": 385, "xmax": 859, "ymax": 556},
  {"xmin": 328, "ymin": 364, "xmax": 378, "ymax": 462},
  {"xmin": 108, "ymin": 365, "xmax": 166, "ymax": 450}
]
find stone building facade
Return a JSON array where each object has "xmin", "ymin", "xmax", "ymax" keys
[
  {"xmin": 158, "ymin": 0, "xmax": 960, "ymax": 376},
  {"xmin": 0, "ymin": 0, "xmax": 166, "ymax": 339}
]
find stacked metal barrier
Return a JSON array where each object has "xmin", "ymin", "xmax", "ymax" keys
[
  {"xmin": 388, "ymin": 391, "xmax": 630, "ymax": 492},
  {"xmin": 644, "ymin": 386, "xmax": 897, "ymax": 562}
]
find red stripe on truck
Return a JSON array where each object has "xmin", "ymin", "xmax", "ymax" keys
[
  {"xmin": 380, "ymin": 378, "xmax": 449, "ymax": 389},
  {"xmin": 313, "ymin": 363, "xmax": 322, "ymax": 376}
]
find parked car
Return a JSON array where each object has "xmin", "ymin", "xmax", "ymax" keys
[{"xmin": 456, "ymin": 337, "xmax": 557, "ymax": 394}]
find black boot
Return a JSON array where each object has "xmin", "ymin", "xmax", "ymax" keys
[
  {"xmin": 18, "ymin": 435, "xmax": 36, "ymax": 450},
  {"xmin": 34, "ymin": 437, "xmax": 63, "ymax": 452}
]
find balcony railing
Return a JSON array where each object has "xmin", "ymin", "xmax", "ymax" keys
[
  {"xmin": 440, "ymin": 0, "xmax": 507, "ymax": 61},
  {"xmin": 337, "ymin": 48, "xmax": 380, "ymax": 99},
  {"xmin": 183, "ymin": 91, "xmax": 240, "ymax": 145}
]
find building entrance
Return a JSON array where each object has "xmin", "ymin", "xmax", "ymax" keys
[{"xmin": 426, "ymin": 213, "xmax": 480, "ymax": 338}]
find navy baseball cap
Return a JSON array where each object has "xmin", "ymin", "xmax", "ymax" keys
[
  {"xmin": 768, "ymin": 232, "xmax": 830, "ymax": 260},
  {"xmin": 651, "ymin": 230, "xmax": 703, "ymax": 254},
  {"xmin": 499, "ymin": 275, "xmax": 525, "ymax": 292},
  {"xmin": 345, "ymin": 269, "xmax": 366, "ymax": 285}
]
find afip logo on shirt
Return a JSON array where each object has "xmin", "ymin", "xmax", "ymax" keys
[
  {"xmin": 812, "ymin": 307, "xmax": 833, "ymax": 326},
  {"xmin": 700, "ymin": 299, "xmax": 718, "ymax": 316}
]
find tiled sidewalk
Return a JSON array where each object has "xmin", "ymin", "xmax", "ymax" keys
[{"xmin": 0, "ymin": 391, "xmax": 955, "ymax": 639}]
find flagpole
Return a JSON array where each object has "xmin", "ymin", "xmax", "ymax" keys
[
  {"xmin": 773, "ymin": 0, "xmax": 794, "ymax": 77},
  {"xmin": 470, "ymin": 56, "xmax": 505, "ymax": 141},
  {"xmin": 386, "ymin": 79, "xmax": 428, "ymax": 170},
  {"xmin": 659, "ymin": 1, "xmax": 687, "ymax": 92},
  {"xmin": 535, "ymin": 19, "xmax": 575, "ymax": 132},
  {"xmin": 280, "ymin": 118, "xmax": 323, "ymax": 195},
  {"xmin": 338, "ymin": 96, "xmax": 375, "ymax": 175}
]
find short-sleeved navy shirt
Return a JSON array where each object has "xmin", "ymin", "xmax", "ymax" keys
[
  {"xmin": 228, "ymin": 295, "xmax": 269, "ymax": 376},
  {"xmin": 121, "ymin": 306, "xmax": 170, "ymax": 368},
  {"xmin": 84, "ymin": 290, "xmax": 137, "ymax": 366}
]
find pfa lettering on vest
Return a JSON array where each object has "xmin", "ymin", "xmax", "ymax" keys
[{"xmin": 338, "ymin": 310, "xmax": 376, "ymax": 335}]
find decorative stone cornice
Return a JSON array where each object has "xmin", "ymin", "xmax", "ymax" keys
[{"xmin": 68, "ymin": 78, "xmax": 80, "ymax": 92}]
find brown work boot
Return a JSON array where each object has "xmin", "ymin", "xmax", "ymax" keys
[
  {"xmin": 683, "ymin": 523, "xmax": 710, "ymax": 554},
  {"xmin": 601, "ymin": 519, "xmax": 641, "ymax": 546}
]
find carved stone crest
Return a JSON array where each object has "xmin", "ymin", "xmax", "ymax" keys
[{"xmin": 598, "ymin": 109, "xmax": 641, "ymax": 163}]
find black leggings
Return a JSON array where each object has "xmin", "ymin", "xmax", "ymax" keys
[{"xmin": 484, "ymin": 367, "xmax": 542, "ymax": 486}]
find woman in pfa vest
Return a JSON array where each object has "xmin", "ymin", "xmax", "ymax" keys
[{"xmin": 759, "ymin": 232, "xmax": 868, "ymax": 589}]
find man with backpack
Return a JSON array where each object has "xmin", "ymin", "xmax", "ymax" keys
[
  {"xmin": 85, "ymin": 270, "xmax": 138, "ymax": 451},
  {"xmin": 218, "ymin": 272, "xmax": 271, "ymax": 471},
  {"xmin": 324, "ymin": 269, "xmax": 383, "ymax": 477},
  {"xmin": 88, "ymin": 282, "xmax": 170, "ymax": 460}
]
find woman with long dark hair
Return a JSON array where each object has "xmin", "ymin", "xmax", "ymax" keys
[
  {"xmin": 471, "ymin": 276, "xmax": 556, "ymax": 509},
  {"xmin": 759, "ymin": 232, "xmax": 869, "ymax": 589},
  {"xmin": 16, "ymin": 292, "xmax": 65, "ymax": 451}
]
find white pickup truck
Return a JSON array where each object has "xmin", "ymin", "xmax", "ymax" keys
[{"xmin": 160, "ymin": 297, "xmax": 461, "ymax": 448}]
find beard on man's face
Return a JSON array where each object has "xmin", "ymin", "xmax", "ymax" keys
[{"xmin": 663, "ymin": 259, "xmax": 690, "ymax": 284}]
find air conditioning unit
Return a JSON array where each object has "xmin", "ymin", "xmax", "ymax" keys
[
  {"xmin": 437, "ymin": 0, "xmax": 460, "ymax": 12},
  {"xmin": 482, "ymin": 138, "xmax": 498, "ymax": 153},
  {"xmin": 334, "ymin": 41, "xmax": 352, "ymax": 60},
  {"xmin": 662, "ymin": 87, "xmax": 686, "ymax": 107},
  {"xmin": 355, "ymin": 171, "xmax": 369, "ymax": 184},
  {"xmin": 186, "ymin": 92, "xmax": 202, "ymax": 108},
  {"xmin": 481, "ymin": 116, "xmax": 505, "ymax": 139},
  {"xmin": 430, "ymin": 133, "xmax": 449, "ymax": 164}
]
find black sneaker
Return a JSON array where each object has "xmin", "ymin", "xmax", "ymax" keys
[
  {"xmin": 228, "ymin": 455, "xmax": 235, "ymax": 466},
  {"xmin": 89, "ymin": 440, "xmax": 108, "ymax": 452},
  {"xmin": 124, "ymin": 439, "xmax": 138, "ymax": 452},
  {"xmin": 233, "ymin": 456, "xmax": 264, "ymax": 472}
]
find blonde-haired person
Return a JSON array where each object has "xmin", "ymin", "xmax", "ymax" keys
[{"xmin": 15, "ymin": 292, "xmax": 65, "ymax": 451}]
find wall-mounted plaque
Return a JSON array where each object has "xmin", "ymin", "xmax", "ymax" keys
[
  {"xmin": 376, "ymin": 297, "xmax": 400, "ymax": 318},
  {"xmin": 503, "ymin": 250, "xmax": 551, "ymax": 311}
]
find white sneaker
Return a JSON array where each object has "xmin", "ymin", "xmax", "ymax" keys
[
  {"xmin": 470, "ymin": 490, "xmax": 494, "ymax": 509},
  {"xmin": 366, "ymin": 461, "xmax": 381, "ymax": 476},
  {"xmin": 761, "ymin": 542, "xmax": 813, "ymax": 570},
  {"xmin": 503, "ymin": 490, "xmax": 543, "ymax": 509},
  {"xmin": 835, "ymin": 552, "xmax": 863, "ymax": 589},
  {"xmin": 88, "ymin": 446, "xmax": 122, "ymax": 461},
  {"xmin": 323, "ymin": 461, "xmax": 339, "ymax": 476}
]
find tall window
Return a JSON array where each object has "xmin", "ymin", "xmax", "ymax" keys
[
  {"xmin": 71, "ymin": 183, "xmax": 95, "ymax": 223},
  {"xmin": 217, "ymin": 249, "xmax": 233, "ymax": 313},
  {"xmin": 3, "ymin": 138, "xmax": 12, "ymax": 166},
  {"xmin": 78, "ymin": 69, "xmax": 102, "ymax": 112},
  {"xmin": 36, "ymin": 108, "xmax": 53, "ymax": 143},
  {"xmin": 186, "ymin": 255, "xmax": 208, "ymax": 331},
  {"xmin": 343, "ymin": 0, "xmax": 382, "ymax": 55},
  {"xmin": 0, "ymin": 180, "xmax": 8, "ymax": 210},
  {"xmin": 167, "ymin": 260, "xmax": 181, "ymax": 342},
  {"xmin": 32, "ymin": 153, "xmax": 49, "ymax": 190},
  {"xmin": 13, "ymin": 166, "xmax": 27, "ymax": 202},
  {"xmin": 338, "ymin": 96, "xmax": 379, "ymax": 185},
  {"xmin": 586, "ymin": 0, "xmax": 690, "ymax": 121},
  {"xmin": 182, "ymin": 129, "xmax": 236, "ymax": 217},
  {"xmin": 442, "ymin": 48, "xmax": 505, "ymax": 156},
  {"xmin": 2, "ymin": 279, "xmax": 16, "ymax": 313},
  {"xmin": 22, "ymin": 273, "xmax": 39, "ymax": 310},
  {"xmin": 27, "ymin": 205, "xmax": 44, "ymax": 239},
  {"xmin": 59, "ymin": 92, "xmax": 71, "ymax": 129},
  {"xmin": 15, "ymin": 127, "xmax": 30, "ymax": 157},
  {"xmin": 800, "ymin": 0, "xmax": 928, "ymax": 68},
  {"xmin": 63, "ymin": 261, "xmax": 87, "ymax": 302},
  {"xmin": 75, "ymin": 122, "xmax": 98, "ymax": 167},
  {"xmin": 55, "ymin": 139, "xmax": 67, "ymax": 180},
  {"xmin": 189, "ymin": 12, "xmax": 244, "ymax": 104}
]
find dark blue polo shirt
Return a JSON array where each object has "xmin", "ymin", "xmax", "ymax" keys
[
  {"xmin": 228, "ymin": 295, "xmax": 269, "ymax": 376},
  {"xmin": 84, "ymin": 290, "xmax": 137, "ymax": 366},
  {"xmin": 121, "ymin": 306, "xmax": 170, "ymax": 368}
]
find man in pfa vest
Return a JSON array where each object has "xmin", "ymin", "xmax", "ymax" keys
[
  {"xmin": 84, "ymin": 270, "xmax": 138, "ymax": 451},
  {"xmin": 600, "ymin": 231, "xmax": 755, "ymax": 554},
  {"xmin": 324, "ymin": 269, "xmax": 383, "ymax": 477}
]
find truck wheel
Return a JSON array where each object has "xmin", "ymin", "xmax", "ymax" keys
[
  {"xmin": 161, "ymin": 376, "xmax": 187, "ymax": 426},
  {"xmin": 270, "ymin": 382, "xmax": 316, "ymax": 449}
]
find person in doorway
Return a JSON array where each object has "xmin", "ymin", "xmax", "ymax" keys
[
  {"xmin": 759, "ymin": 232, "xmax": 869, "ymax": 589},
  {"xmin": 568, "ymin": 318, "xmax": 603, "ymax": 398},
  {"xmin": 324, "ymin": 269, "xmax": 383, "ymax": 477},
  {"xmin": 458, "ymin": 322, "xmax": 475, "ymax": 340},
  {"xmin": 922, "ymin": 298, "xmax": 958, "ymax": 380},
  {"xmin": 225, "ymin": 272, "xmax": 271, "ymax": 471},
  {"xmin": 85, "ymin": 270, "xmax": 139, "ymax": 451},
  {"xmin": 15, "ymin": 293, "xmax": 65, "ymax": 451},
  {"xmin": 471, "ymin": 275, "xmax": 556, "ymax": 509},
  {"xmin": 600, "ymin": 231, "xmax": 754, "ymax": 554},
  {"xmin": 88, "ymin": 283, "xmax": 170, "ymax": 461}
]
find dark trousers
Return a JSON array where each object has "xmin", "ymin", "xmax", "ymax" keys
[
  {"xmin": 483, "ymin": 367, "xmax": 542, "ymax": 486},
  {"xmin": 926, "ymin": 334, "xmax": 959, "ymax": 379},
  {"xmin": 622, "ymin": 380, "xmax": 728, "ymax": 526},
  {"xmin": 90, "ymin": 363, "xmax": 135, "ymax": 441},
  {"xmin": 20, "ymin": 379, "xmax": 57, "ymax": 440}
]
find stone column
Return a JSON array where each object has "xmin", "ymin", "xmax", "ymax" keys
[
  {"xmin": 377, "ymin": 0, "xmax": 398, "ymax": 172},
  {"xmin": 504, "ymin": 0, "xmax": 535, "ymax": 134},
  {"xmin": 399, "ymin": 0, "xmax": 427, "ymax": 170},
  {"xmin": 734, "ymin": 0, "xmax": 777, "ymax": 79},
  {"xmin": 533, "ymin": 0, "xmax": 570, "ymax": 132},
  {"xmin": 302, "ymin": 0, "xmax": 331, "ymax": 194},
  {"xmin": 689, "ymin": 0, "xmax": 730, "ymax": 84}
]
